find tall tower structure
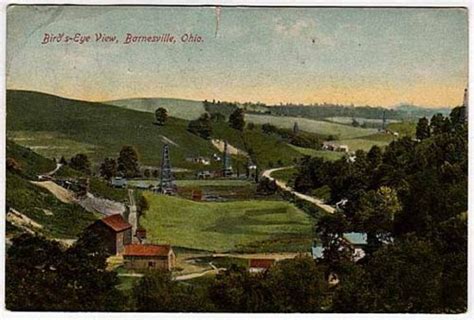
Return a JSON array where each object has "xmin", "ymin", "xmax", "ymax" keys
[
  {"xmin": 463, "ymin": 87, "xmax": 468, "ymax": 122},
  {"xmin": 382, "ymin": 110, "xmax": 387, "ymax": 130},
  {"xmin": 222, "ymin": 140, "xmax": 233, "ymax": 177},
  {"xmin": 159, "ymin": 144, "xmax": 176, "ymax": 194}
]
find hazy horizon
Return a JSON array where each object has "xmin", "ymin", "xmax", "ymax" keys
[{"xmin": 7, "ymin": 6, "xmax": 468, "ymax": 108}]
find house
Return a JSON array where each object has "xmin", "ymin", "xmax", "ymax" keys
[
  {"xmin": 342, "ymin": 232, "xmax": 368, "ymax": 262},
  {"xmin": 87, "ymin": 214, "xmax": 132, "ymax": 255},
  {"xmin": 322, "ymin": 142, "xmax": 349, "ymax": 153},
  {"xmin": 248, "ymin": 258, "xmax": 275, "ymax": 273},
  {"xmin": 123, "ymin": 244, "xmax": 176, "ymax": 271},
  {"xmin": 110, "ymin": 176, "xmax": 127, "ymax": 188},
  {"xmin": 311, "ymin": 244, "xmax": 324, "ymax": 260}
]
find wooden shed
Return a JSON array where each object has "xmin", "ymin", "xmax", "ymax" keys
[{"xmin": 124, "ymin": 244, "xmax": 176, "ymax": 271}]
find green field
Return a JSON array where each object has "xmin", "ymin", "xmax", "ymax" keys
[
  {"xmin": 387, "ymin": 121, "xmax": 417, "ymax": 137},
  {"xmin": 245, "ymin": 113, "xmax": 378, "ymax": 139},
  {"xmin": 325, "ymin": 116, "xmax": 400, "ymax": 126},
  {"xmin": 140, "ymin": 193, "xmax": 314, "ymax": 252},
  {"xmin": 333, "ymin": 133, "xmax": 395, "ymax": 151},
  {"xmin": 288, "ymin": 145, "xmax": 345, "ymax": 161},
  {"xmin": 106, "ymin": 97, "xmax": 206, "ymax": 120}
]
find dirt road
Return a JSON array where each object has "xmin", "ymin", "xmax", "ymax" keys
[{"xmin": 262, "ymin": 166, "xmax": 335, "ymax": 214}]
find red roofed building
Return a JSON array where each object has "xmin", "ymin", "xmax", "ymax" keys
[
  {"xmin": 87, "ymin": 214, "xmax": 132, "ymax": 255},
  {"xmin": 248, "ymin": 258, "xmax": 275, "ymax": 273},
  {"xmin": 124, "ymin": 244, "xmax": 176, "ymax": 271}
]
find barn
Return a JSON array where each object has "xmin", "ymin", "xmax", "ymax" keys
[
  {"xmin": 123, "ymin": 244, "xmax": 176, "ymax": 271},
  {"xmin": 87, "ymin": 214, "xmax": 132, "ymax": 255},
  {"xmin": 248, "ymin": 258, "xmax": 275, "ymax": 273}
]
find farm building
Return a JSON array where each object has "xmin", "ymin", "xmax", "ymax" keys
[
  {"xmin": 123, "ymin": 244, "xmax": 176, "ymax": 271},
  {"xmin": 87, "ymin": 214, "xmax": 132, "ymax": 255},
  {"xmin": 248, "ymin": 258, "xmax": 275, "ymax": 273}
]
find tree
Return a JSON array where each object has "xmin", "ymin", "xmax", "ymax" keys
[
  {"xmin": 59, "ymin": 156, "xmax": 68, "ymax": 165},
  {"xmin": 133, "ymin": 271, "xmax": 212, "ymax": 311},
  {"xmin": 229, "ymin": 108, "xmax": 245, "ymax": 131},
  {"xmin": 155, "ymin": 107, "xmax": 168, "ymax": 126},
  {"xmin": 188, "ymin": 113, "xmax": 213, "ymax": 139},
  {"xmin": 152, "ymin": 169, "xmax": 159, "ymax": 178},
  {"xmin": 117, "ymin": 146, "xmax": 140, "ymax": 178},
  {"xmin": 266, "ymin": 256, "xmax": 327, "ymax": 312},
  {"xmin": 430, "ymin": 113, "xmax": 448, "ymax": 135},
  {"xmin": 293, "ymin": 122, "xmax": 299, "ymax": 134},
  {"xmin": 316, "ymin": 212, "xmax": 352, "ymax": 268},
  {"xmin": 6, "ymin": 157, "xmax": 21, "ymax": 173},
  {"xmin": 415, "ymin": 117, "xmax": 430, "ymax": 140},
  {"xmin": 69, "ymin": 153, "xmax": 91, "ymax": 174},
  {"xmin": 99, "ymin": 157, "xmax": 117, "ymax": 180},
  {"xmin": 353, "ymin": 186, "xmax": 401, "ymax": 253},
  {"xmin": 143, "ymin": 168, "xmax": 151, "ymax": 178},
  {"xmin": 332, "ymin": 237, "xmax": 443, "ymax": 313},
  {"xmin": 6, "ymin": 233, "xmax": 125, "ymax": 311},
  {"xmin": 137, "ymin": 194, "xmax": 150, "ymax": 216}
]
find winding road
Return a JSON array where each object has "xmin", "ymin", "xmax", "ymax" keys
[{"xmin": 262, "ymin": 166, "xmax": 335, "ymax": 214}]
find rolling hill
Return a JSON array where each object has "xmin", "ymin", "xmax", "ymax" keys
[
  {"xmin": 245, "ymin": 113, "xmax": 379, "ymax": 139},
  {"xmin": 7, "ymin": 90, "xmax": 303, "ymax": 171},
  {"xmin": 106, "ymin": 97, "xmax": 206, "ymax": 120}
]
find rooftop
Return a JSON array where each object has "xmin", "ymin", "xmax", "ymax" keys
[
  {"xmin": 124, "ymin": 244, "xmax": 172, "ymax": 257},
  {"xmin": 343, "ymin": 232, "xmax": 368, "ymax": 245},
  {"xmin": 249, "ymin": 258, "xmax": 275, "ymax": 269},
  {"xmin": 101, "ymin": 214, "xmax": 132, "ymax": 232}
]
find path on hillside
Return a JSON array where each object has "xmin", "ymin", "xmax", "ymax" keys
[
  {"xmin": 262, "ymin": 166, "xmax": 335, "ymax": 214},
  {"xmin": 47, "ymin": 163, "xmax": 63, "ymax": 176}
]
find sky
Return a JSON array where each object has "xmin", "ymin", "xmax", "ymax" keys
[{"xmin": 6, "ymin": 6, "xmax": 468, "ymax": 108}]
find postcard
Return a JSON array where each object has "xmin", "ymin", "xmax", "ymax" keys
[{"xmin": 4, "ymin": 4, "xmax": 468, "ymax": 314}]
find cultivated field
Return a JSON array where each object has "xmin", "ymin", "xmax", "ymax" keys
[
  {"xmin": 106, "ymin": 97, "xmax": 206, "ymax": 120},
  {"xmin": 245, "ymin": 114, "xmax": 378, "ymax": 139},
  {"xmin": 288, "ymin": 145, "xmax": 345, "ymax": 161},
  {"xmin": 140, "ymin": 193, "xmax": 314, "ymax": 252},
  {"xmin": 325, "ymin": 116, "xmax": 400, "ymax": 125}
]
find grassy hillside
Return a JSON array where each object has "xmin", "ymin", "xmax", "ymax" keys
[
  {"xmin": 6, "ymin": 90, "xmax": 220, "ymax": 169},
  {"xmin": 7, "ymin": 91, "xmax": 304, "ymax": 171},
  {"xmin": 245, "ymin": 113, "xmax": 378, "ymax": 139},
  {"xmin": 387, "ymin": 121, "xmax": 417, "ymax": 137},
  {"xmin": 6, "ymin": 141, "xmax": 98, "ymax": 238},
  {"xmin": 141, "ymin": 193, "xmax": 314, "ymax": 252},
  {"xmin": 106, "ymin": 97, "xmax": 206, "ymax": 120}
]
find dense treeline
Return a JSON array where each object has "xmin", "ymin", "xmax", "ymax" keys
[
  {"xmin": 203, "ymin": 99, "xmax": 450, "ymax": 121},
  {"xmin": 261, "ymin": 123, "xmax": 331, "ymax": 149},
  {"xmin": 294, "ymin": 107, "xmax": 467, "ymax": 312}
]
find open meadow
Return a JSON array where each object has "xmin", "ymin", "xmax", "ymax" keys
[
  {"xmin": 140, "ymin": 192, "xmax": 314, "ymax": 253},
  {"xmin": 245, "ymin": 113, "xmax": 378, "ymax": 139}
]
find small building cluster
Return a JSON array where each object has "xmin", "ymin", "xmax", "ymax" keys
[
  {"xmin": 87, "ymin": 213, "xmax": 175, "ymax": 272},
  {"xmin": 322, "ymin": 142, "xmax": 349, "ymax": 153},
  {"xmin": 186, "ymin": 156, "xmax": 211, "ymax": 165}
]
